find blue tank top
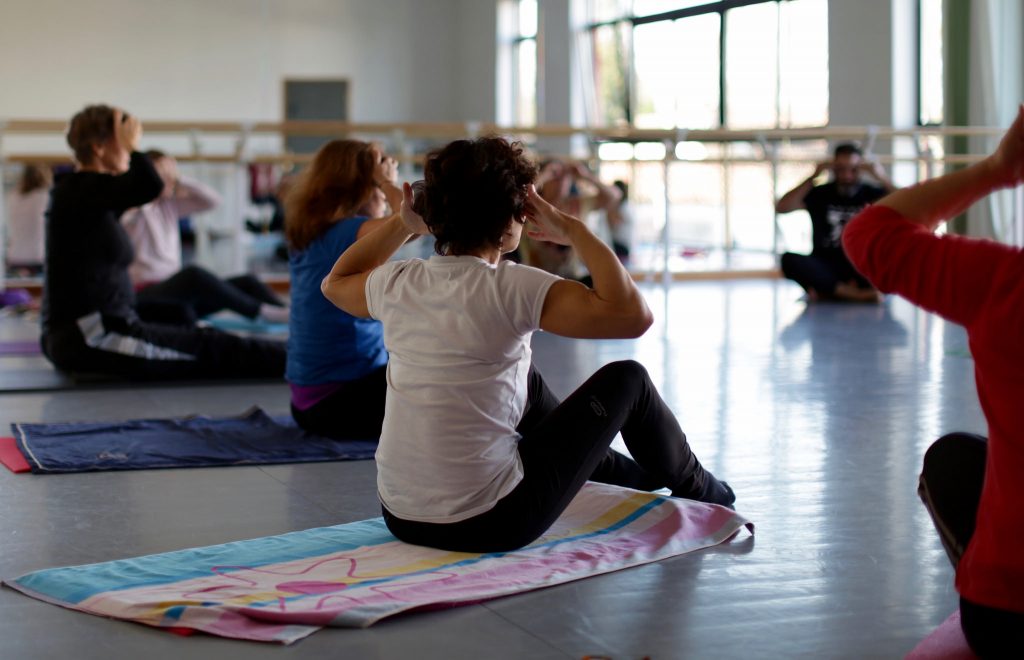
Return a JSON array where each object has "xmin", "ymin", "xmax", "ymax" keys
[{"xmin": 286, "ymin": 217, "xmax": 388, "ymax": 385}]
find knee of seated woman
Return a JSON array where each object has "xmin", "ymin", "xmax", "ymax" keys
[{"xmin": 597, "ymin": 359, "xmax": 648, "ymax": 383}]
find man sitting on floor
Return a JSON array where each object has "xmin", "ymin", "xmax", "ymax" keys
[{"xmin": 775, "ymin": 143, "xmax": 896, "ymax": 302}]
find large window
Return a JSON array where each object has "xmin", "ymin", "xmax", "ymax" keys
[
  {"xmin": 584, "ymin": 0, "xmax": 829, "ymax": 130},
  {"xmin": 918, "ymin": 0, "xmax": 944, "ymax": 126},
  {"xmin": 581, "ymin": 1, "xmax": 828, "ymax": 272},
  {"xmin": 512, "ymin": 0, "xmax": 539, "ymax": 126}
]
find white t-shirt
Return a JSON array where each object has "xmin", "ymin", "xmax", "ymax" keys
[
  {"xmin": 5, "ymin": 188, "xmax": 48, "ymax": 266},
  {"xmin": 366, "ymin": 255, "xmax": 561, "ymax": 523}
]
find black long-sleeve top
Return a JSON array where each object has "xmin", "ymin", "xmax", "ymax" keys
[{"xmin": 41, "ymin": 152, "xmax": 164, "ymax": 332}]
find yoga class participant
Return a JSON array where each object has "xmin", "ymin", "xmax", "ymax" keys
[
  {"xmin": 41, "ymin": 104, "xmax": 285, "ymax": 379},
  {"xmin": 322, "ymin": 136, "xmax": 734, "ymax": 553},
  {"xmin": 123, "ymin": 150, "xmax": 288, "ymax": 326},
  {"xmin": 776, "ymin": 142, "xmax": 896, "ymax": 302},
  {"xmin": 517, "ymin": 159, "xmax": 622, "ymax": 282},
  {"xmin": 5, "ymin": 163, "xmax": 51, "ymax": 275},
  {"xmin": 843, "ymin": 105, "xmax": 1024, "ymax": 656},
  {"xmin": 285, "ymin": 139, "xmax": 399, "ymax": 439}
]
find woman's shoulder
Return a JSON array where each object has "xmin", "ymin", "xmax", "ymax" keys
[{"xmin": 495, "ymin": 258, "xmax": 563, "ymax": 284}]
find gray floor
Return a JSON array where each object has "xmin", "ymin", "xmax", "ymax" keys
[{"xmin": 0, "ymin": 280, "xmax": 982, "ymax": 658}]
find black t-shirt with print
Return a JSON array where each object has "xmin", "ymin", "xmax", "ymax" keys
[{"xmin": 803, "ymin": 182, "xmax": 887, "ymax": 255}]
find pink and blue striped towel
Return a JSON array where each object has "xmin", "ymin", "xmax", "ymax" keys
[{"xmin": 3, "ymin": 482, "xmax": 753, "ymax": 644}]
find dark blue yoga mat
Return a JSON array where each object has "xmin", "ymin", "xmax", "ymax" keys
[{"xmin": 11, "ymin": 407, "xmax": 376, "ymax": 474}]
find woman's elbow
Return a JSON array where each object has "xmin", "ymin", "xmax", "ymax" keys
[
  {"xmin": 620, "ymin": 303, "xmax": 654, "ymax": 338},
  {"xmin": 320, "ymin": 276, "xmax": 340, "ymax": 306}
]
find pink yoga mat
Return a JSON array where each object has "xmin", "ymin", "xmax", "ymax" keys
[
  {"xmin": 0, "ymin": 340, "xmax": 42, "ymax": 357},
  {"xmin": 0, "ymin": 437, "xmax": 31, "ymax": 473},
  {"xmin": 906, "ymin": 611, "xmax": 977, "ymax": 659}
]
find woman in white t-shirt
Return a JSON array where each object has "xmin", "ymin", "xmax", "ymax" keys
[{"xmin": 322, "ymin": 137, "xmax": 734, "ymax": 552}]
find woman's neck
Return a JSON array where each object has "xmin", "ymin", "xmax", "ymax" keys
[
  {"xmin": 76, "ymin": 162, "xmax": 108, "ymax": 174},
  {"xmin": 449, "ymin": 247, "xmax": 501, "ymax": 265}
]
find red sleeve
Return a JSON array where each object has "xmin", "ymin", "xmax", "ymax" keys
[{"xmin": 842, "ymin": 204, "xmax": 1023, "ymax": 327}]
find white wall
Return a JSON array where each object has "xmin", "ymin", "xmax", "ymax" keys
[{"xmin": 0, "ymin": 0, "xmax": 497, "ymax": 128}]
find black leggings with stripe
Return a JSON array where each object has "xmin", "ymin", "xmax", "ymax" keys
[{"xmin": 41, "ymin": 313, "xmax": 285, "ymax": 380}]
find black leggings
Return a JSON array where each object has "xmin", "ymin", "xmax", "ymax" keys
[
  {"xmin": 383, "ymin": 360, "xmax": 733, "ymax": 553},
  {"xmin": 290, "ymin": 366, "xmax": 388, "ymax": 440},
  {"xmin": 918, "ymin": 432, "xmax": 1024, "ymax": 656},
  {"xmin": 780, "ymin": 251, "xmax": 870, "ymax": 297},
  {"xmin": 136, "ymin": 265, "xmax": 284, "ymax": 325},
  {"xmin": 42, "ymin": 313, "xmax": 285, "ymax": 380}
]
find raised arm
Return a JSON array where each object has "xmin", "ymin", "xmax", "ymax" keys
[
  {"xmin": 572, "ymin": 162, "xmax": 622, "ymax": 211},
  {"xmin": 321, "ymin": 182, "xmax": 429, "ymax": 318},
  {"xmin": 859, "ymin": 160, "xmax": 898, "ymax": 194},
  {"xmin": 842, "ymin": 104, "xmax": 1024, "ymax": 325},
  {"xmin": 95, "ymin": 113, "xmax": 164, "ymax": 211},
  {"xmin": 874, "ymin": 104, "xmax": 1023, "ymax": 229},
  {"xmin": 526, "ymin": 186, "xmax": 652, "ymax": 339},
  {"xmin": 775, "ymin": 161, "xmax": 830, "ymax": 213},
  {"xmin": 171, "ymin": 176, "xmax": 222, "ymax": 217}
]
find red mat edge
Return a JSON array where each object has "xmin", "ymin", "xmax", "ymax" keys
[
  {"xmin": 905, "ymin": 611, "xmax": 977, "ymax": 659},
  {"xmin": 0, "ymin": 436, "xmax": 32, "ymax": 473}
]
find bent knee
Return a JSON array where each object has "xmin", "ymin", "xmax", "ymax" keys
[
  {"xmin": 178, "ymin": 264, "xmax": 219, "ymax": 286},
  {"xmin": 597, "ymin": 359, "xmax": 649, "ymax": 384},
  {"xmin": 922, "ymin": 433, "xmax": 987, "ymax": 478}
]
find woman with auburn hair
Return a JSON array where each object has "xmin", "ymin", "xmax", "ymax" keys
[
  {"xmin": 843, "ymin": 106, "xmax": 1024, "ymax": 655},
  {"xmin": 285, "ymin": 139, "xmax": 399, "ymax": 439},
  {"xmin": 321, "ymin": 136, "xmax": 734, "ymax": 553},
  {"xmin": 40, "ymin": 104, "xmax": 285, "ymax": 380}
]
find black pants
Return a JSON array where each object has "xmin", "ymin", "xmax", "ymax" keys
[
  {"xmin": 290, "ymin": 366, "xmax": 388, "ymax": 440},
  {"xmin": 136, "ymin": 265, "xmax": 284, "ymax": 325},
  {"xmin": 383, "ymin": 360, "xmax": 733, "ymax": 553},
  {"xmin": 780, "ymin": 251, "xmax": 870, "ymax": 297},
  {"xmin": 918, "ymin": 432, "xmax": 1024, "ymax": 656},
  {"xmin": 42, "ymin": 313, "xmax": 285, "ymax": 380}
]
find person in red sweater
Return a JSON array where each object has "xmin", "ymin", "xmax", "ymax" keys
[{"xmin": 843, "ymin": 104, "xmax": 1024, "ymax": 656}]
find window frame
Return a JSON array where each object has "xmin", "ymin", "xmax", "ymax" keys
[
  {"xmin": 583, "ymin": 0, "xmax": 828, "ymax": 130},
  {"xmin": 511, "ymin": 0, "xmax": 540, "ymax": 126}
]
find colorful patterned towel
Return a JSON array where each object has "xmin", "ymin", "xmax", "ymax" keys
[{"xmin": 3, "ymin": 482, "xmax": 753, "ymax": 644}]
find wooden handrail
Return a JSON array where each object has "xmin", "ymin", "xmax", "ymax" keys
[{"xmin": 1, "ymin": 118, "xmax": 1006, "ymax": 140}]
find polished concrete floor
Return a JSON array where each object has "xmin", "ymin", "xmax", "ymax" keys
[{"xmin": 0, "ymin": 279, "xmax": 983, "ymax": 658}]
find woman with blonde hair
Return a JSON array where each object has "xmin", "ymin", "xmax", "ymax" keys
[
  {"xmin": 285, "ymin": 139, "xmax": 399, "ymax": 439},
  {"xmin": 41, "ymin": 104, "xmax": 285, "ymax": 379}
]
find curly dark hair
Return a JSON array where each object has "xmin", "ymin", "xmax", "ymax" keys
[{"xmin": 420, "ymin": 136, "xmax": 537, "ymax": 256}]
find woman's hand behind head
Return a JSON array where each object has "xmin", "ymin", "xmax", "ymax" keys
[
  {"xmin": 524, "ymin": 185, "xmax": 577, "ymax": 246},
  {"xmin": 400, "ymin": 182, "xmax": 430, "ymax": 235},
  {"xmin": 114, "ymin": 109, "xmax": 142, "ymax": 154}
]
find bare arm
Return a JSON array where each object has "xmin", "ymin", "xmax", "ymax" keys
[
  {"xmin": 526, "ymin": 187, "xmax": 652, "ymax": 339},
  {"xmin": 353, "ymin": 180, "xmax": 405, "ymax": 240},
  {"xmin": 859, "ymin": 160, "xmax": 898, "ymax": 194},
  {"xmin": 775, "ymin": 161, "xmax": 830, "ymax": 213},
  {"xmin": 321, "ymin": 183, "xmax": 429, "ymax": 318},
  {"xmin": 572, "ymin": 162, "xmax": 622, "ymax": 211}
]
